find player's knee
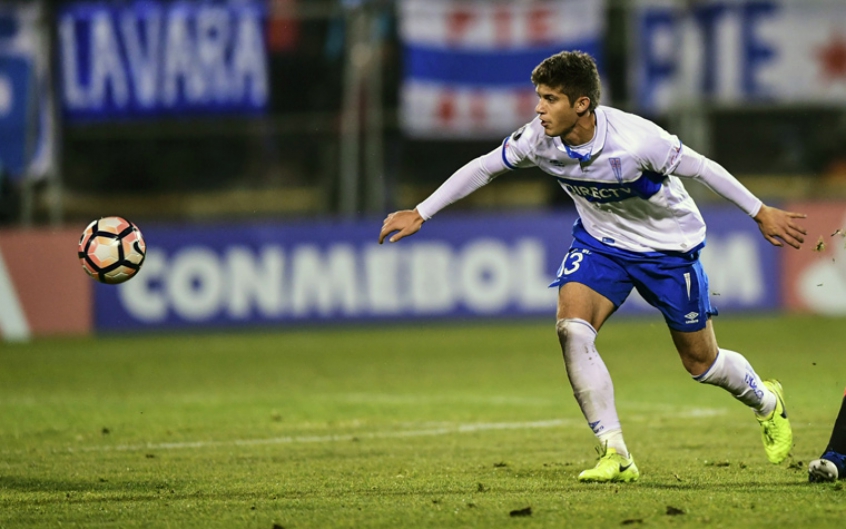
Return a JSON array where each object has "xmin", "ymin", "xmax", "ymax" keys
[
  {"xmin": 678, "ymin": 346, "xmax": 718, "ymax": 377},
  {"xmin": 555, "ymin": 318, "xmax": 597, "ymax": 348}
]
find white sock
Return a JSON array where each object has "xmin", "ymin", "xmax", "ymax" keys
[
  {"xmin": 694, "ymin": 348, "xmax": 776, "ymax": 416},
  {"xmin": 557, "ymin": 318, "xmax": 629, "ymax": 457},
  {"xmin": 598, "ymin": 429, "xmax": 629, "ymax": 458}
]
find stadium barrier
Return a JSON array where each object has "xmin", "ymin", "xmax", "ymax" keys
[
  {"xmin": 93, "ymin": 207, "xmax": 779, "ymax": 333},
  {"xmin": 783, "ymin": 201, "xmax": 846, "ymax": 315},
  {"xmin": 0, "ymin": 228, "xmax": 92, "ymax": 340},
  {"xmin": 0, "ymin": 204, "xmax": 797, "ymax": 339}
]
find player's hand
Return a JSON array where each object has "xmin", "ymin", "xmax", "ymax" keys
[
  {"xmin": 753, "ymin": 204, "xmax": 807, "ymax": 249},
  {"xmin": 379, "ymin": 209, "xmax": 425, "ymax": 244}
]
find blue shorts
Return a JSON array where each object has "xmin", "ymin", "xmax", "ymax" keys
[{"xmin": 550, "ymin": 224, "xmax": 717, "ymax": 332}]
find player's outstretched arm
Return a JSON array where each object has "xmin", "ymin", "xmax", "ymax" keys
[
  {"xmin": 377, "ymin": 145, "xmax": 514, "ymax": 244},
  {"xmin": 379, "ymin": 209, "xmax": 425, "ymax": 244},
  {"xmin": 672, "ymin": 148, "xmax": 807, "ymax": 249},
  {"xmin": 753, "ymin": 204, "xmax": 807, "ymax": 249}
]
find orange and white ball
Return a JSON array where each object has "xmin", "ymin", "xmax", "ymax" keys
[{"xmin": 78, "ymin": 216, "xmax": 146, "ymax": 284}]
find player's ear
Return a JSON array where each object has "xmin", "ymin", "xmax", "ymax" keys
[{"xmin": 575, "ymin": 96, "xmax": 591, "ymax": 113}]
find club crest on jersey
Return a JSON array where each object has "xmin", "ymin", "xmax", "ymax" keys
[{"xmin": 609, "ymin": 158, "xmax": 623, "ymax": 183}]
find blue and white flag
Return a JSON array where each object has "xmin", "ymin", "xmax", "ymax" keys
[
  {"xmin": 0, "ymin": 2, "xmax": 54, "ymax": 181},
  {"xmin": 631, "ymin": 0, "xmax": 846, "ymax": 112},
  {"xmin": 400, "ymin": 0, "xmax": 605, "ymax": 139}
]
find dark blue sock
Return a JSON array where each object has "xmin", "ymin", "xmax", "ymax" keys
[{"xmin": 826, "ymin": 392, "xmax": 846, "ymax": 454}]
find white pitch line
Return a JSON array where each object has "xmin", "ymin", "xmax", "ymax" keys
[
  {"xmin": 55, "ymin": 408, "xmax": 726, "ymax": 454},
  {"xmin": 68, "ymin": 419, "xmax": 578, "ymax": 453}
]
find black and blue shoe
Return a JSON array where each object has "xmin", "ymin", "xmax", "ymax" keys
[{"xmin": 808, "ymin": 451, "xmax": 846, "ymax": 482}]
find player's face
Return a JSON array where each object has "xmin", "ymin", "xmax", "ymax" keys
[{"xmin": 534, "ymin": 84, "xmax": 588, "ymax": 139}]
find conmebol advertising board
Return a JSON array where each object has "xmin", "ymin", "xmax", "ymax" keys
[{"xmin": 94, "ymin": 208, "xmax": 780, "ymax": 332}]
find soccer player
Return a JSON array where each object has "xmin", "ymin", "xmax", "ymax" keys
[
  {"xmin": 809, "ymin": 389, "xmax": 846, "ymax": 482},
  {"xmin": 379, "ymin": 51, "xmax": 806, "ymax": 482}
]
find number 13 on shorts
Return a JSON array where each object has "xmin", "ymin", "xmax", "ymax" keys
[{"xmin": 558, "ymin": 248, "xmax": 591, "ymax": 276}]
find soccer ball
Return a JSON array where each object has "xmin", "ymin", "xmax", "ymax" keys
[{"xmin": 78, "ymin": 216, "xmax": 146, "ymax": 284}]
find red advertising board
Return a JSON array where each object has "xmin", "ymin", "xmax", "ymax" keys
[
  {"xmin": 0, "ymin": 228, "xmax": 92, "ymax": 339},
  {"xmin": 783, "ymin": 202, "xmax": 846, "ymax": 315}
]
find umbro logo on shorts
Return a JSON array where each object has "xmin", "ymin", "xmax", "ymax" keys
[{"xmin": 684, "ymin": 311, "xmax": 699, "ymax": 324}]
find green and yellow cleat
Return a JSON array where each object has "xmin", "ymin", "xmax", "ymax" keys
[
  {"xmin": 758, "ymin": 379, "xmax": 793, "ymax": 464},
  {"xmin": 578, "ymin": 445, "xmax": 639, "ymax": 483}
]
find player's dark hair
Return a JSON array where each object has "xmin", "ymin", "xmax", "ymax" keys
[{"xmin": 531, "ymin": 50, "xmax": 601, "ymax": 112}]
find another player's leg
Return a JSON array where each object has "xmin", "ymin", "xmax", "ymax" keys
[
  {"xmin": 672, "ymin": 322, "xmax": 791, "ymax": 464},
  {"xmin": 555, "ymin": 280, "xmax": 638, "ymax": 483},
  {"xmin": 809, "ymin": 389, "xmax": 846, "ymax": 482}
]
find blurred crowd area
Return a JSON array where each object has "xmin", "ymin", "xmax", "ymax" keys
[{"xmin": 2, "ymin": 0, "xmax": 846, "ymax": 226}]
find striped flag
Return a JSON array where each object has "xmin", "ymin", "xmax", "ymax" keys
[{"xmin": 399, "ymin": 0, "xmax": 605, "ymax": 138}]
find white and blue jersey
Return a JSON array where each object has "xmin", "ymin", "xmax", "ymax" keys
[
  {"xmin": 502, "ymin": 106, "xmax": 705, "ymax": 254},
  {"xmin": 501, "ymin": 106, "xmax": 730, "ymax": 329},
  {"xmin": 415, "ymin": 104, "xmax": 762, "ymax": 328}
]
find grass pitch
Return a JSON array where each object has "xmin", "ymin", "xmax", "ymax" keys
[{"xmin": 1, "ymin": 314, "xmax": 845, "ymax": 528}]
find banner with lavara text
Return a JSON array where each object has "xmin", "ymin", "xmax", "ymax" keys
[{"xmin": 57, "ymin": 0, "xmax": 268, "ymax": 122}]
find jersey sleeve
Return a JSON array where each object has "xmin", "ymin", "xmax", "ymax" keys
[
  {"xmin": 673, "ymin": 146, "xmax": 762, "ymax": 217},
  {"xmin": 501, "ymin": 119, "xmax": 540, "ymax": 169},
  {"xmin": 626, "ymin": 116, "xmax": 684, "ymax": 176},
  {"xmin": 415, "ymin": 147, "xmax": 510, "ymax": 220}
]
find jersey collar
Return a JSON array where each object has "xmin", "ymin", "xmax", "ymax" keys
[{"xmin": 555, "ymin": 106, "xmax": 608, "ymax": 162}]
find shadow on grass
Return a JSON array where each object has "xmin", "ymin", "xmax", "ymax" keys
[
  {"xmin": 0, "ymin": 476, "xmax": 311, "ymax": 508},
  {"xmin": 631, "ymin": 480, "xmax": 813, "ymax": 491},
  {"xmin": 0, "ymin": 476, "xmax": 194, "ymax": 505}
]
